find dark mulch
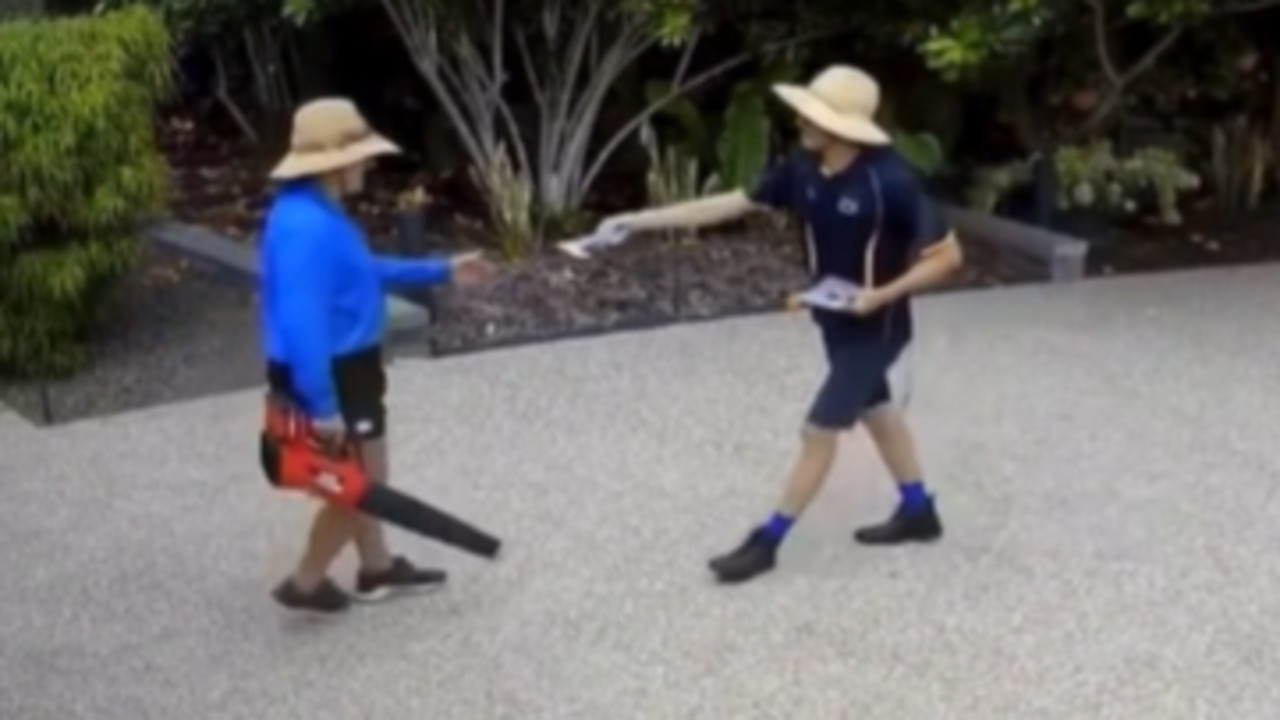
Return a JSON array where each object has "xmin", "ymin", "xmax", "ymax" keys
[
  {"xmin": 430, "ymin": 230, "xmax": 801, "ymax": 353},
  {"xmin": 1088, "ymin": 202, "xmax": 1280, "ymax": 275},
  {"xmin": 427, "ymin": 227, "xmax": 1007, "ymax": 354}
]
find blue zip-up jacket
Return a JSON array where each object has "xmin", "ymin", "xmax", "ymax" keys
[{"xmin": 258, "ymin": 180, "xmax": 451, "ymax": 419}]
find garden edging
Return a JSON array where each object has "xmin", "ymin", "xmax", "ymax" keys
[
  {"xmin": 944, "ymin": 204, "xmax": 1089, "ymax": 282},
  {"xmin": 145, "ymin": 210, "xmax": 1087, "ymax": 363},
  {"xmin": 145, "ymin": 221, "xmax": 431, "ymax": 342}
]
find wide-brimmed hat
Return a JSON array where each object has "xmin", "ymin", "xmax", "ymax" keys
[
  {"xmin": 269, "ymin": 98, "xmax": 401, "ymax": 180},
  {"xmin": 771, "ymin": 65, "xmax": 890, "ymax": 146}
]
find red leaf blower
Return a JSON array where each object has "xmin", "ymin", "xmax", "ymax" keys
[{"xmin": 259, "ymin": 395, "xmax": 501, "ymax": 559}]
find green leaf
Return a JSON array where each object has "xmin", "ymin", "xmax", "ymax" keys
[
  {"xmin": 716, "ymin": 82, "xmax": 770, "ymax": 190},
  {"xmin": 894, "ymin": 131, "xmax": 945, "ymax": 177}
]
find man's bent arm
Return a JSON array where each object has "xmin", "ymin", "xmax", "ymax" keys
[
  {"xmin": 874, "ymin": 233, "xmax": 964, "ymax": 304},
  {"xmin": 619, "ymin": 191, "xmax": 761, "ymax": 231}
]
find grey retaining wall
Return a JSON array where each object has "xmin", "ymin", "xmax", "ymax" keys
[
  {"xmin": 145, "ymin": 221, "xmax": 431, "ymax": 342},
  {"xmin": 943, "ymin": 204, "xmax": 1088, "ymax": 282}
]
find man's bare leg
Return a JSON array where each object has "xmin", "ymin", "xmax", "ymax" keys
[
  {"xmin": 708, "ymin": 425, "xmax": 842, "ymax": 583},
  {"xmin": 347, "ymin": 436, "xmax": 448, "ymax": 600},
  {"xmin": 349, "ymin": 437, "xmax": 394, "ymax": 573},
  {"xmin": 855, "ymin": 403, "xmax": 942, "ymax": 544},
  {"xmin": 292, "ymin": 504, "xmax": 359, "ymax": 589},
  {"xmin": 271, "ymin": 503, "xmax": 360, "ymax": 613},
  {"xmin": 775, "ymin": 426, "xmax": 842, "ymax": 517},
  {"xmin": 862, "ymin": 404, "xmax": 923, "ymax": 481}
]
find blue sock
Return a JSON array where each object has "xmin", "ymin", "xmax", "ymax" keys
[
  {"xmin": 760, "ymin": 512, "xmax": 794, "ymax": 541},
  {"xmin": 898, "ymin": 481, "xmax": 928, "ymax": 509}
]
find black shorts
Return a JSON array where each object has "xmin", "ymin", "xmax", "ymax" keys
[
  {"xmin": 806, "ymin": 327, "xmax": 911, "ymax": 430},
  {"xmin": 265, "ymin": 344, "xmax": 388, "ymax": 440}
]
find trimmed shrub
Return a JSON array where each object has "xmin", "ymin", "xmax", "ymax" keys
[{"xmin": 0, "ymin": 6, "xmax": 171, "ymax": 378}]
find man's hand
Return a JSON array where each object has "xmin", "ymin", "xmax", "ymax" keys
[
  {"xmin": 784, "ymin": 293, "xmax": 805, "ymax": 312},
  {"xmin": 557, "ymin": 216, "xmax": 634, "ymax": 259},
  {"xmin": 450, "ymin": 251, "xmax": 496, "ymax": 286},
  {"xmin": 849, "ymin": 287, "xmax": 890, "ymax": 316},
  {"xmin": 310, "ymin": 416, "xmax": 347, "ymax": 455},
  {"xmin": 595, "ymin": 214, "xmax": 634, "ymax": 237}
]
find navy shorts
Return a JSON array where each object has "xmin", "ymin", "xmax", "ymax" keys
[{"xmin": 806, "ymin": 327, "xmax": 911, "ymax": 430}]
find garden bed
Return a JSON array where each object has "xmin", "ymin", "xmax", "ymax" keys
[
  {"xmin": 162, "ymin": 111, "xmax": 1014, "ymax": 359},
  {"xmin": 1087, "ymin": 203, "xmax": 1280, "ymax": 275},
  {"xmin": 26, "ymin": 109, "xmax": 1280, "ymax": 425}
]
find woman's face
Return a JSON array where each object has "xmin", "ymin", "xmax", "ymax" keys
[{"xmin": 337, "ymin": 159, "xmax": 372, "ymax": 195}]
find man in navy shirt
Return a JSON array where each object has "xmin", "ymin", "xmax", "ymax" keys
[{"xmin": 595, "ymin": 65, "xmax": 964, "ymax": 583}]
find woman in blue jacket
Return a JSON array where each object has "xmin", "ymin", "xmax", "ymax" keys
[{"xmin": 260, "ymin": 98, "xmax": 492, "ymax": 613}]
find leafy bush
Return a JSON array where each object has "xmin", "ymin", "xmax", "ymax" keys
[
  {"xmin": 640, "ymin": 120, "xmax": 716, "ymax": 242},
  {"xmin": 469, "ymin": 142, "xmax": 536, "ymax": 260},
  {"xmin": 0, "ymin": 6, "xmax": 171, "ymax": 378},
  {"xmin": 969, "ymin": 141, "xmax": 1200, "ymax": 225},
  {"xmin": 894, "ymin": 131, "xmax": 945, "ymax": 178}
]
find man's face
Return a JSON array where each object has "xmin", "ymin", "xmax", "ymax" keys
[
  {"xmin": 338, "ymin": 159, "xmax": 372, "ymax": 195},
  {"xmin": 797, "ymin": 115, "xmax": 836, "ymax": 153}
]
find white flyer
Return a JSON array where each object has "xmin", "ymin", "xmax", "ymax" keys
[
  {"xmin": 797, "ymin": 276, "xmax": 861, "ymax": 312},
  {"xmin": 556, "ymin": 223, "xmax": 632, "ymax": 259}
]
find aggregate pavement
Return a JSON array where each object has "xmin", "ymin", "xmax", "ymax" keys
[{"xmin": 3, "ymin": 264, "xmax": 1279, "ymax": 719}]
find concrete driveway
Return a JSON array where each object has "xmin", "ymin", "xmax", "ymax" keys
[{"xmin": 3, "ymin": 264, "xmax": 1279, "ymax": 719}]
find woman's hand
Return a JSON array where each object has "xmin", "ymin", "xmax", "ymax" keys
[{"xmin": 449, "ymin": 251, "xmax": 496, "ymax": 286}]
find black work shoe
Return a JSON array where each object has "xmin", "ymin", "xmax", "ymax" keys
[
  {"xmin": 853, "ymin": 498, "xmax": 944, "ymax": 545},
  {"xmin": 708, "ymin": 529, "xmax": 779, "ymax": 584},
  {"xmin": 354, "ymin": 556, "xmax": 447, "ymax": 601},
  {"xmin": 272, "ymin": 577, "xmax": 351, "ymax": 613}
]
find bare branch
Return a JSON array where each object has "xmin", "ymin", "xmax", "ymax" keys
[
  {"xmin": 210, "ymin": 46, "xmax": 258, "ymax": 144},
  {"xmin": 555, "ymin": 18, "xmax": 656, "ymax": 207},
  {"xmin": 1082, "ymin": 24, "xmax": 1184, "ymax": 132},
  {"xmin": 382, "ymin": 0, "xmax": 485, "ymax": 168},
  {"xmin": 580, "ymin": 31, "xmax": 829, "ymax": 197},
  {"xmin": 1087, "ymin": 0, "xmax": 1121, "ymax": 86},
  {"xmin": 535, "ymin": 0, "xmax": 604, "ymax": 208},
  {"xmin": 490, "ymin": 0, "xmax": 504, "ymax": 111},
  {"xmin": 672, "ymin": 27, "xmax": 701, "ymax": 86},
  {"xmin": 513, "ymin": 34, "xmax": 546, "ymax": 113},
  {"xmin": 447, "ymin": 11, "xmax": 532, "ymax": 182}
]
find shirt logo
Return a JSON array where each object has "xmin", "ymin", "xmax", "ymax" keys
[
  {"xmin": 838, "ymin": 197, "xmax": 860, "ymax": 215},
  {"xmin": 806, "ymin": 185, "xmax": 817, "ymax": 200}
]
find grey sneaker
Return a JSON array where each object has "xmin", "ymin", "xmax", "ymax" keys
[
  {"xmin": 354, "ymin": 556, "xmax": 447, "ymax": 601},
  {"xmin": 271, "ymin": 577, "xmax": 351, "ymax": 613}
]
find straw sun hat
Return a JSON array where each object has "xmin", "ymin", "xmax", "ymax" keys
[
  {"xmin": 269, "ymin": 98, "xmax": 401, "ymax": 180},
  {"xmin": 771, "ymin": 65, "xmax": 890, "ymax": 146}
]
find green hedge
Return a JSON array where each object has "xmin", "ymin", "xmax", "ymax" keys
[{"xmin": 0, "ymin": 6, "xmax": 170, "ymax": 378}]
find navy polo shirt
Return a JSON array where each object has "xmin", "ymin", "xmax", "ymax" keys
[{"xmin": 749, "ymin": 147, "xmax": 950, "ymax": 345}]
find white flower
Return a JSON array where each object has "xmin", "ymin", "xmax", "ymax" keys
[{"xmin": 1072, "ymin": 182, "xmax": 1095, "ymax": 207}]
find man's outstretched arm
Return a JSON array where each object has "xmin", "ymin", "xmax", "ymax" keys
[
  {"xmin": 610, "ymin": 190, "xmax": 762, "ymax": 232},
  {"xmin": 599, "ymin": 155, "xmax": 795, "ymax": 236}
]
